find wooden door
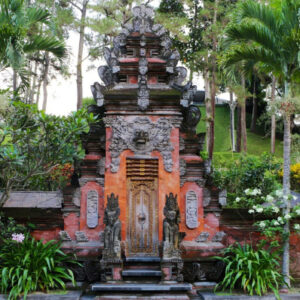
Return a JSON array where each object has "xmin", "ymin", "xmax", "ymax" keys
[{"xmin": 126, "ymin": 159, "xmax": 158, "ymax": 257}]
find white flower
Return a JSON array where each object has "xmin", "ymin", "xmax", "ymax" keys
[
  {"xmin": 252, "ymin": 188, "xmax": 261, "ymax": 196},
  {"xmin": 272, "ymin": 206, "xmax": 280, "ymax": 213},
  {"xmin": 284, "ymin": 214, "xmax": 291, "ymax": 220},
  {"xmin": 275, "ymin": 190, "xmax": 283, "ymax": 197},
  {"xmin": 295, "ymin": 209, "xmax": 300, "ymax": 215},
  {"xmin": 248, "ymin": 209, "xmax": 254, "ymax": 214},
  {"xmin": 294, "ymin": 224, "xmax": 300, "ymax": 230},
  {"xmin": 266, "ymin": 195, "xmax": 274, "ymax": 202},
  {"xmin": 235, "ymin": 197, "xmax": 241, "ymax": 203},
  {"xmin": 277, "ymin": 216, "xmax": 284, "ymax": 224},
  {"xmin": 259, "ymin": 221, "xmax": 266, "ymax": 228},
  {"xmin": 273, "ymin": 221, "xmax": 279, "ymax": 226},
  {"xmin": 293, "ymin": 195, "xmax": 298, "ymax": 201},
  {"xmin": 245, "ymin": 189, "xmax": 251, "ymax": 195},
  {"xmin": 11, "ymin": 233, "xmax": 25, "ymax": 243},
  {"xmin": 256, "ymin": 207, "xmax": 263, "ymax": 213}
]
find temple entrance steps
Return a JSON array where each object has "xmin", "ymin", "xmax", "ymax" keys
[
  {"xmin": 89, "ymin": 256, "xmax": 193, "ymax": 299},
  {"xmin": 122, "ymin": 256, "xmax": 162, "ymax": 282}
]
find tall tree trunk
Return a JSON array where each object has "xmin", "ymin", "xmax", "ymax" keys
[
  {"xmin": 282, "ymin": 114, "xmax": 291, "ymax": 288},
  {"xmin": 236, "ymin": 105, "xmax": 241, "ymax": 152},
  {"xmin": 42, "ymin": 52, "xmax": 50, "ymax": 111},
  {"xmin": 282, "ymin": 77, "xmax": 291, "ymax": 289},
  {"xmin": 204, "ymin": 69, "xmax": 212, "ymax": 156},
  {"xmin": 250, "ymin": 79, "xmax": 257, "ymax": 132},
  {"xmin": 241, "ymin": 75, "xmax": 247, "ymax": 152},
  {"xmin": 76, "ymin": 0, "xmax": 88, "ymax": 110},
  {"xmin": 271, "ymin": 75, "xmax": 276, "ymax": 154},
  {"xmin": 229, "ymin": 91, "xmax": 236, "ymax": 152},
  {"xmin": 13, "ymin": 70, "xmax": 17, "ymax": 93},
  {"xmin": 36, "ymin": 76, "xmax": 42, "ymax": 107},
  {"xmin": 29, "ymin": 58, "xmax": 39, "ymax": 104}
]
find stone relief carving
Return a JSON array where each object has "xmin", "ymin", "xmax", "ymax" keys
[
  {"xmin": 203, "ymin": 188, "xmax": 211, "ymax": 207},
  {"xmin": 75, "ymin": 231, "xmax": 89, "ymax": 242},
  {"xmin": 218, "ymin": 189, "xmax": 227, "ymax": 206},
  {"xmin": 182, "ymin": 105, "xmax": 201, "ymax": 133},
  {"xmin": 104, "ymin": 116, "xmax": 174, "ymax": 173},
  {"xmin": 79, "ymin": 177, "xmax": 104, "ymax": 187},
  {"xmin": 72, "ymin": 188, "xmax": 81, "ymax": 207},
  {"xmin": 90, "ymin": 82, "xmax": 105, "ymax": 106},
  {"xmin": 87, "ymin": 190, "xmax": 99, "ymax": 229},
  {"xmin": 102, "ymin": 193, "xmax": 121, "ymax": 260},
  {"xmin": 186, "ymin": 190, "xmax": 198, "ymax": 229},
  {"xmin": 212, "ymin": 231, "xmax": 226, "ymax": 243},
  {"xmin": 59, "ymin": 231, "xmax": 71, "ymax": 241},
  {"xmin": 179, "ymin": 159, "xmax": 186, "ymax": 176},
  {"xmin": 195, "ymin": 232, "xmax": 210, "ymax": 243},
  {"xmin": 97, "ymin": 157, "xmax": 105, "ymax": 176}
]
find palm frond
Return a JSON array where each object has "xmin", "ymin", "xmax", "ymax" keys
[
  {"xmin": 222, "ymin": 44, "xmax": 281, "ymax": 73},
  {"xmin": 239, "ymin": 0, "xmax": 280, "ymax": 34},
  {"xmin": 26, "ymin": 7, "xmax": 50, "ymax": 26},
  {"xmin": 225, "ymin": 22, "xmax": 279, "ymax": 56},
  {"xmin": 23, "ymin": 36, "xmax": 66, "ymax": 58}
]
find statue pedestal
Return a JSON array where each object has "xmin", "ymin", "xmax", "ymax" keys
[
  {"xmin": 161, "ymin": 258, "xmax": 184, "ymax": 282},
  {"xmin": 100, "ymin": 258, "xmax": 123, "ymax": 282}
]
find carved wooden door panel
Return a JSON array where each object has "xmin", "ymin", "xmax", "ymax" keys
[{"xmin": 126, "ymin": 159, "xmax": 158, "ymax": 257}]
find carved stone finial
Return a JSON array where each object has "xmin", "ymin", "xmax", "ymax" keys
[
  {"xmin": 102, "ymin": 193, "xmax": 121, "ymax": 260},
  {"xmin": 91, "ymin": 82, "xmax": 105, "ymax": 107}
]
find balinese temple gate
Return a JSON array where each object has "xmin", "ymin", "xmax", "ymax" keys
[{"xmin": 59, "ymin": 5, "xmax": 227, "ymax": 294}]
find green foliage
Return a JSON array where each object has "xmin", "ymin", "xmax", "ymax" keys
[
  {"xmin": 0, "ymin": 99, "xmax": 95, "ymax": 205},
  {"xmin": 0, "ymin": 212, "xmax": 27, "ymax": 242},
  {"xmin": 216, "ymin": 241, "xmax": 285, "ymax": 299},
  {"xmin": 0, "ymin": 0, "xmax": 66, "ymax": 86},
  {"xmin": 0, "ymin": 234, "xmax": 77, "ymax": 300},
  {"xmin": 211, "ymin": 153, "xmax": 282, "ymax": 206}
]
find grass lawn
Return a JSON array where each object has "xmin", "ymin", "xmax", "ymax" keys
[{"xmin": 196, "ymin": 105, "xmax": 284, "ymax": 159}]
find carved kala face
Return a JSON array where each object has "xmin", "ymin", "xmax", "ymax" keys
[{"xmin": 133, "ymin": 129, "xmax": 149, "ymax": 147}]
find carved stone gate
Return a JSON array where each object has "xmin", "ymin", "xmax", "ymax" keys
[{"xmin": 126, "ymin": 158, "xmax": 159, "ymax": 257}]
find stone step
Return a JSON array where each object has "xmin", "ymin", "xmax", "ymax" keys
[
  {"xmin": 125, "ymin": 257, "xmax": 161, "ymax": 263},
  {"xmin": 91, "ymin": 283, "xmax": 192, "ymax": 292},
  {"xmin": 122, "ymin": 269, "xmax": 162, "ymax": 277},
  {"xmin": 124, "ymin": 265, "xmax": 161, "ymax": 270},
  {"xmin": 91, "ymin": 293, "xmax": 190, "ymax": 300}
]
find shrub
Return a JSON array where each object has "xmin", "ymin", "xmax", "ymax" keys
[
  {"xmin": 0, "ymin": 234, "xmax": 77, "ymax": 300},
  {"xmin": 216, "ymin": 242, "xmax": 284, "ymax": 299},
  {"xmin": 0, "ymin": 212, "xmax": 27, "ymax": 242},
  {"xmin": 278, "ymin": 163, "xmax": 300, "ymax": 192},
  {"xmin": 212, "ymin": 153, "xmax": 282, "ymax": 206}
]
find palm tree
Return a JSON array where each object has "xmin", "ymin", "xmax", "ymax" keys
[
  {"xmin": 0, "ymin": 0, "xmax": 66, "ymax": 91},
  {"xmin": 221, "ymin": 0, "xmax": 300, "ymax": 287}
]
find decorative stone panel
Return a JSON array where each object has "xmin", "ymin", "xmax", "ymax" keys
[
  {"xmin": 185, "ymin": 190, "xmax": 198, "ymax": 229},
  {"xmin": 87, "ymin": 190, "xmax": 99, "ymax": 228}
]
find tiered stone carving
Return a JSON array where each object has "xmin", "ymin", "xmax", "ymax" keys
[{"xmin": 104, "ymin": 116, "xmax": 174, "ymax": 173}]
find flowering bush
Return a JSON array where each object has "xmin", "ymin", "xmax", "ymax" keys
[
  {"xmin": 0, "ymin": 234, "xmax": 78, "ymax": 300},
  {"xmin": 234, "ymin": 188, "xmax": 300, "ymax": 239},
  {"xmin": 212, "ymin": 154, "xmax": 281, "ymax": 206}
]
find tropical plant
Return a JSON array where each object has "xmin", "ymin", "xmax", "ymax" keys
[
  {"xmin": 216, "ymin": 241, "xmax": 285, "ymax": 299},
  {"xmin": 0, "ymin": 98, "xmax": 95, "ymax": 207},
  {"xmin": 0, "ymin": 234, "xmax": 77, "ymax": 300},
  {"xmin": 0, "ymin": 0, "xmax": 66, "ymax": 89},
  {"xmin": 0, "ymin": 212, "xmax": 27, "ymax": 242},
  {"xmin": 212, "ymin": 153, "xmax": 281, "ymax": 205},
  {"xmin": 220, "ymin": 0, "xmax": 300, "ymax": 285}
]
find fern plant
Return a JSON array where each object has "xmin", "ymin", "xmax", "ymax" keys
[
  {"xmin": 215, "ymin": 242, "xmax": 285, "ymax": 299},
  {"xmin": 0, "ymin": 234, "xmax": 78, "ymax": 300}
]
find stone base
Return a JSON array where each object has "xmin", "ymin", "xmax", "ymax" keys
[{"xmin": 93, "ymin": 294, "xmax": 190, "ymax": 300}]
